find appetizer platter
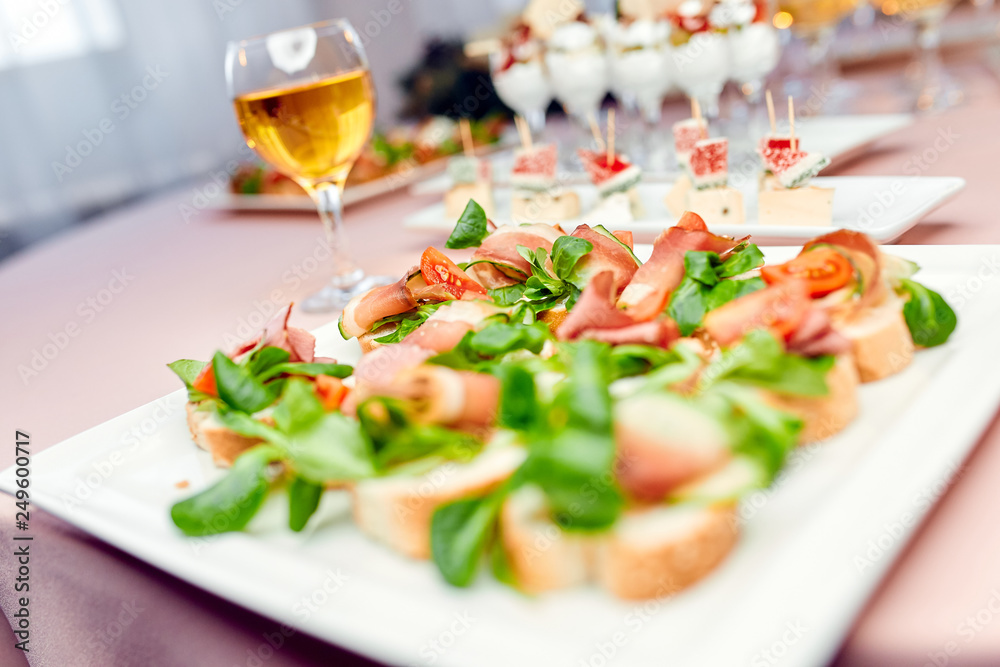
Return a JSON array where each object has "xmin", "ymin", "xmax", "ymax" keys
[{"xmin": 6, "ymin": 196, "xmax": 1000, "ymax": 666}]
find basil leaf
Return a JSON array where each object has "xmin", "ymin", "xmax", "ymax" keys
[
  {"xmin": 718, "ymin": 243, "xmax": 765, "ymax": 278},
  {"xmin": 608, "ymin": 345, "xmax": 682, "ymax": 380},
  {"xmin": 285, "ymin": 413, "xmax": 375, "ymax": 484},
  {"xmin": 259, "ymin": 362, "xmax": 353, "ymax": 382},
  {"xmin": 430, "ymin": 492, "xmax": 504, "ymax": 586},
  {"xmin": 493, "ymin": 364, "xmax": 537, "ymax": 430},
  {"xmin": 167, "ymin": 359, "xmax": 207, "ymax": 388},
  {"xmin": 212, "ymin": 351, "xmax": 277, "ymax": 413},
  {"xmin": 471, "ymin": 321, "xmax": 548, "ymax": 357},
  {"xmin": 704, "ymin": 330, "xmax": 834, "ymax": 396},
  {"xmin": 667, "ymin": 277, "xmax": 710, "ymax": 337},
  {"xmin": 170, "ymin": 445, "xmax": 281, "ymax": 536},
  {"xmin": 555, "ymin": 341, "xmax": 613, "ymax": 434},
  {"xmin": 372, "ymin": 302, "xmax": 446, "ymax": 344},
  {"xmin": 551, "ymin": 236, "xmax": 593, "ymax": 281},
  {"xmin": 713, "ymin": 383, "xmax": 801, "ymax": 480},
  {"xmin": 488, "ymin": 283, "xmax": 526, "ymax": 307},
  {"xmin": 445, "ymin": 199, "xmax": 489, "ymax": 249},
  {"xmin": 684, "ymin": 251, "xmax": 720, "ymax": 286},
  {"xmin": 898, "ymin": 278, "xmax": 957, "ymax": 347},
  {"xmin": 704, "ymin": 277, "xmax": 766, "ymax": 313},
  {"xmin": 521, "ymin": 430, "xmax": 623, "ymax": 531},
  {"xmin": 245, "ymin": 346, "xmax": 290, "ymax": 377},
  {"xmin": 357, "ymin": 398, "xmax": 481, "ymax": 470},
  {"xmin": 215, "ymin": 408, "xmax": 289, "ymax": 448},
  {"xmin": 287, "ymin": 475, "xmax": 323, "ymax": 532},
  {"xmin": 273, "ymin": 378, "xmax": 325, "ymax": 433}
]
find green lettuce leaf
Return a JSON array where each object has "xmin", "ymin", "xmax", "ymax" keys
[
  {"xmin": 897, "ymin": 278, "xmax": 957, "ymax": 347},
  {"xmin": 445, "ymin": 199, "xmax": 489, "ymax": 249}
]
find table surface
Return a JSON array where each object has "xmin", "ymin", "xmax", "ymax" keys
[{"xmin": 4, "ymin": 52, "xmax": 1000, "ymax": 667}]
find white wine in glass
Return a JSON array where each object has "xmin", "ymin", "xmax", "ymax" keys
[{"xmin": 226, "ymin": 20, "xmax": 391, "ymax": 313}]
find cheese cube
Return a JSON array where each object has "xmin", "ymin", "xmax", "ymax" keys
[
  {"xmin": 757, "ymin": 187, "xmax": 834, "ymax": 227},
  {"xmin": 445, "ymin": 182, "xmax": 495, "ymax": 219},
  {"xmin": 686, "ymin": 186, "xmax": 744, "ymax": 225},
  {"xmin": 664, "ymin": 174, "xmax": 692, "ymax": 218}
]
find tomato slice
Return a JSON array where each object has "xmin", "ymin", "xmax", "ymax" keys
[
  {"xmin": 314, "ymin": 374, "xmax": 348, "ymax": 411},
  {"xmin": 760, "ymin": 248, "xmax": 853, "ymax": 298},
  {"xmin": 192, "ymin": 363, "xmax": 217, "ymax": 397},
  {"xmin": 419, "ymin": 247, "xmax": 487, "ymax": 299}
]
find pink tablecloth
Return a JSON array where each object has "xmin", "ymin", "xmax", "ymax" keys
[{"xmin": 4, "ymin": 60, "xmax": 1000, "ymax": 666}]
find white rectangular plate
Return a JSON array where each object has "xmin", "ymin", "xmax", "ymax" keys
[
  {"xmin": 4, "ymin": 245, "xmax": 998, "ymax": 667},
  {"xmin": 404, "ymin": 176, "xmax": 965, "ymax": 244},
  {"xmin": 409, "ymin": 113, "xmax": 915, "ymax": 195}
]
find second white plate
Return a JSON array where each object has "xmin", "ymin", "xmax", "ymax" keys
[{"xmin": 404, "ymin": 176, "xmax": 965, "ymax": 244}]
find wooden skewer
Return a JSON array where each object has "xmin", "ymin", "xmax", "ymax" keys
[
  {"xmin": 459, "ymin": 118, "xmax": 474, "ymax": 157},
  {"xmin": 606, "ymin": 108, "xmax": 615, "ymax": 165},
  {"xmin": 787, "ymin": 96, "xmax": 796, "ymax": 151},
  {"xmin": 691, "ymin": 97, "xmax": 706, "ymax": 139},
  {"xmin": 463, "ymin": 38, "xmax": 502, "ymax": 58},
  {"xmin": 587, "ymin": 113, "xmax": 606, "ymax": 152},
  {"xmin": 514, "ymin": 116, "xmax": 533, "ymax": 151},
  {"xmin": 765, "ymin": 89, "xmax": 776, "ymax": 135}
]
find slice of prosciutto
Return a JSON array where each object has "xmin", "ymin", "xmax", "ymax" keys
[
  {"xmin": 558, "ymin": 271, "xmax": 679, "ymax": 348},
  {"xmin": 618, "ymin": 212, "xmax": 740, "ymax": 322},
  {"xmin": 231, "ymin": 304, "xmax": 316, "ymax": 363},
  {"xmin": 703, "ymin": 280, "xmax": 849, "ymax": 357},
  {"xmin": 392, "ymin": 366, "xmax": 501, "ymax": 428},
  {"xmin": 569, "ymin": 224, "xmax": 640, "ymax": 295},
  {"xmin": 557, "ymin": 271, "xmax": 634, "ymax": 340},
  {"xmin": 466, "ymin": 223, "xmax": 564, "ymax": 289},
  {"xmin": 340, "ymin": 270, "xmax": 423, "ymax": 339}
]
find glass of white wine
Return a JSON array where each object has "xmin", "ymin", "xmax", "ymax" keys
[{"xmin": 226, "ymin": 19, "xmax": 390, "ymax": 313}]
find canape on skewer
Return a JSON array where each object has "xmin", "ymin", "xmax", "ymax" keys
[
  {"xmin": 509, "ymin": 143, "xmax": 581, "ymax": 223},
  {"xmin": 685, "ymin": 137, "xmax": 745, "ymax": 225},
  {"xmin": 578, "ymin": 148, "xmax": 645, "ymax": 219},
  {"xmin": 443, "ymin": 155, "xmax": 495, "ymax": 219}
]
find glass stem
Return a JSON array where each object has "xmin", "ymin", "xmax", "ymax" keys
[{"xmin": 310, "ymin": 181, "xmax": 362, "ymax": 289}]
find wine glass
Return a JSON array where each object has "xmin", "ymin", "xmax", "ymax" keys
[
  {"xmin": 226, "ymin": 19, "xmax": 391, "ymax": 313},
  {"xmin": 879, "ymin": 0, "xmax": 961, "ymax": 110},
  {"xmin": 489, "ymin": 36, "xmax": 552, "ymax": 136},
  {"xmin": 777, "ymin": 0, "xmax": 860, "ymax": 110}
]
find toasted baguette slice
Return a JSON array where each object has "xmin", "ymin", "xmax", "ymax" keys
[
  {"xmin": 593, "ymin": 504, "xmax": 738, "ymax": 600},
  {"xmin": 500, "ymin": 485, "xmax": 596, "ymax": 593},
  {"xmin": 351, "ymin": 444, "xmax": 526, "ymax": 560},
  {"xmin": 835, "ymin": 296, "xmax": 914, "ymax": 382},
  {"xmin": 185, "ymin": 402, "xmax": 264, "ymax": 467},
  {"xmin": 539, "ymin": 304, "xmax": 569, "ymax": 335},
  {"xmin": 764, "ymin": 353, "xmax": 860, "ymax": 444},
  {"xmin": 358, "ymin": 322, "xmax": 397, "ymax": 354}
]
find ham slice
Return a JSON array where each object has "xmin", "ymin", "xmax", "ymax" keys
[
  {"xmin": 557, "ymin": 271, "xmax": 634, "ymax": 340},
  {"xmin": 582, "ymin": 320, "xmax": 679, "ymax": 347},
  {"xmin": 802, "ymin": 230, "xmax": 885, "ymax": 309},
  {"xmin": 403, "ymin": 319, "xmax": 474, "ymax": 353},
  {"xmin": 703, "ymin": 281, "xmax": 849, "ymax": 357},
  {"xmin": 618, "ymin": 212, "xmax": 739, "ymax": 322},
  {"xmin": 340, "ymin": 272, "xmax": 419, "ymax": 339},
  {"xmin": 612, "ymin": 230, "xmax": 633, "ymax": 249},
  {"xmin": 558, "ymin": 271, "xmax": 679, "ymax": 348},
  {"xmin": 467, "ymin": 223, "xmax": 564, "ymax": 288},
  {"xmin": 231, "ymin": 304, "xmax": 315, "ymax": 363},
  {"xmin": 393, "ymin": 367, "xmax": 500, "ymax": 427},
  {"xmin": 570, "ymin": 224, "xmax": 640, "ymax": 295}
]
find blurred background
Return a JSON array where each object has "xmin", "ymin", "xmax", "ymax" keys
[{"xmin": 1, "ymin": 0, "xmax": 998, "ymax": 260}]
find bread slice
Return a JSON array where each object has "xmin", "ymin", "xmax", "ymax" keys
[
  {"xmin": 593, "ymin": 504, "xmax": 738, "ymax": 600},
  {"xmin": 358, "ymin": 322, "xmax": 397, "ymax": 354},
  {"xmin": 835, "ymin": 296, "xmax": 914, "ymax": 382},
  {"xmin": 185, "ymin": 402, "xmax": 265, "ymax": 467},
  {"xmin": 351, "ymin": 444, "xmax": 526, "ymax": 560},
  {"xmin": 764, "ymin": 353, "xmax": 860, "ymax": 444},
  {"xmin": 498, "ymin": 488, "xmax": 739, "ymax": 600},
  {"xmin": 500, "ymin": 485, "xmax": 596, "ymax": 593}
]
